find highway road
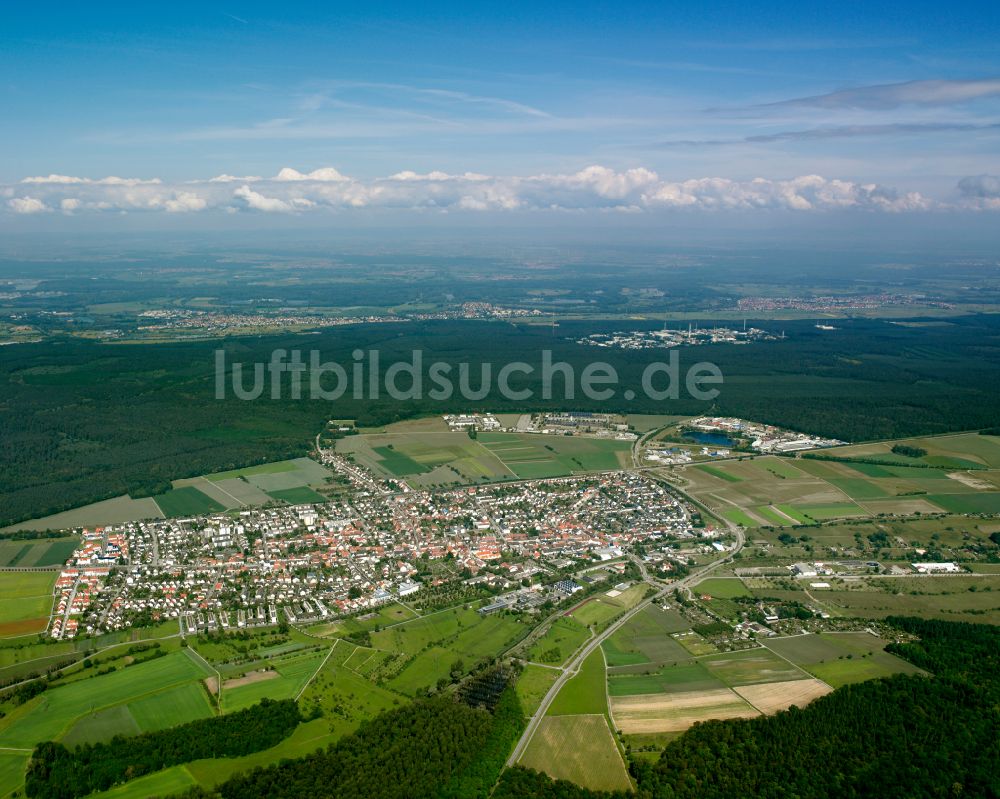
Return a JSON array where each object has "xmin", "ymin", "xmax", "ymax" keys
[{"xmin": 505, "ymin": 521, "xmax": 745, "ymax": 766}]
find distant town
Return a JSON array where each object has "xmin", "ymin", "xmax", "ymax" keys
[{"xmin": 576, "ymin": 323, "xmax": 779, "ymax": 350}]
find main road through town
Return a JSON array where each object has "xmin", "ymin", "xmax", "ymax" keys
[{"xmin": 505, "ymin": 517, "xmax": 745, "ymax": 767}]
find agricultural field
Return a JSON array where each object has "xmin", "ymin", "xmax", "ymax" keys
[
  {"xmin": 0, "ymin": 536, "xmax": 78, "ymax": 568},
  {"xmin": 337, "ymin": 430, "xmax": 632, "ymax": 487},
  {"xmin": 611, "ymin": 687, "xmax": 759, "ymax": 734},
  {"xmin": 479, "ymin": 433, "xmax": 633, "ymax": 479},
  {"xmin": 0, "ymin": 751, "xmax": 29, "ymax": 798},
  {"xmin": 1, "ymin": 495, "xmax": 164, "ymax": 533},
  {"xmin": 7, "ymin": 457, "xmax": 338, "ymax": 531},
  {"xmin": 678, "ymin": 441, "xmax": 1000, "ymax": 527},
  {"xmin": 763, "ymin": 632, "xmax": 925, "ymax": 688},
  {"xmin": 547, "ymin": 649, "xmax": 607, "ymax": 716},
  {"xmin": 0, "ymin": 571, "xmax": 56, "ymax": 637},
  {"xmin": 337, "ymin": 431, "xmax": 511, "ymax": 487},
  {"xmin": 519, "ymin": 714, "xmax": 632, "ymax": 792},
  {"xmin": 153, "ymin": 486, "xmax": 228, "ymax": 518},
  {"xmin": 0, "ymin": 650, "xmax": 212, "ymax": 749},
  {"xmin": 815, "ymin": 432, "xmax": 1000, "ymax": 470},
  {"xmin": 602, "ymin": 605, "xmax": 693, "ymax": 667}
]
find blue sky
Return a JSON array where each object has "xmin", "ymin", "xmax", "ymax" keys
[{"xmin": 2, "ymin": 1, "xmax": 999, "ymax": 224}]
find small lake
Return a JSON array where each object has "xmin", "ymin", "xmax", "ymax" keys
[{"xmin": 682, "ymin": 430, "xmax": 737, "ymax": 447}]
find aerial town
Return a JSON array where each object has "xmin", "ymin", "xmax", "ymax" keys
[
  {"xmin": 576, "ymin": 323, "xmax": 779, "ymax": 350},
  {"xmin": 48, "ymin": 454, "xmax": 719, "ymax": 640}
]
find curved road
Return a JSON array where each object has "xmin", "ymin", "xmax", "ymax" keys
[{"xmin": 506, "ymin": 519, "xmax": 745, "ymax": 766}]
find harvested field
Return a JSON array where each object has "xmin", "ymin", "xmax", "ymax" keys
[
  {"xmin": 222, "ymin": 669, "xmax": 279, "ymax": 690},
  {"xmin": 611, "ymin": 688, "xmax": 759, "ymax": 734},
  {"xmin": 734, "ymin": 678, "xmax": 831, "ymax": 714}
]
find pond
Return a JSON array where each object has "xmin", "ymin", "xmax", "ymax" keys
[{"xmin": 682, "ymin": 430, "xmax": 737, "ymax": 448}]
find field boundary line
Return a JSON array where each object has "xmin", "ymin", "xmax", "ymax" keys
[
  {"xmin": 758, "ymin": 639, "xmax": 832, "ymax": 689},
  {"xmin": 296, "ymin": 642, "xmax": 338, "ymax": 701},
  {"xmin": 183, "ymin": 646, "xmax": 222, "ymax": 713}
]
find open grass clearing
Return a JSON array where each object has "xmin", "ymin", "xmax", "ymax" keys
[
  {"xmin": 528, "ymin": 617, "xmax": 590, "ymax": 665},
  {"xmin": 516, "ymin": 664, "xmax": 560, "ymax": 716}
]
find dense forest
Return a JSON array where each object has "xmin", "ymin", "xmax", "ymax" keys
[
  {"xmin": 25, "ymin": 698, "xmax": 301, "ymax": 799},
  {"xmin": 496, "ymin": 617, "xmax": 1000, "ymax": 799},
  {"xmin": 189, "ymin": 689, "xmax": 524, "ymax": 799},
  {"xmin": 4, "ymin": 315, "xmax": 1000, "ymax": 526}
]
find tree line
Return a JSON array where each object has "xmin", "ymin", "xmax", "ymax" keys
[{"xmin": 25, "ymin": 698, "xmax": 301, "ymax": 799}]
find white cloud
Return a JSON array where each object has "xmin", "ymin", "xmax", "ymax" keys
[
  {"xmin": 21, "ymin": 174, "xmax": 161, "ymax": 186},
  {"xmin": 758, "ymin": 78, "xmax": 1000, "ymax": 110},
  {"xmin": 273, "ymin": 167, "xmax": 349, "ymax": 182},
  {"xmin": 208, "ymin": 174, "xmax": 262, "ymax": 183},
  {"xmin": 233, "ymin": 185, "xmax": 295, "ymax": 212},
  {"xmin": 8, "ymin": 196, "xmax": 48, "ymax": 214},
  {"xmin": 164, "ymin": 192, "xmax": 208, "ymax": 213},
  {"xmin": 4, "ymin": 164, "xmax": 991, "ymax": 217}
]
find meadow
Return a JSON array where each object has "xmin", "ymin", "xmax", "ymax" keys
[
  {"xmin": 526, "ymin": 616, "xmax": 591, "ymax": 665},
  {"xmin": 569, "ymin": 584, "xmax": 649, "ymax": 631}
]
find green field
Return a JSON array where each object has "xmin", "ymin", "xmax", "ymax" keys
[
  {"xmin": 602, "ymin": 606, "xmax": 693, "ymax": 667},
  {"xmin": 694, "ymin": 578, "xmax": 751, "ymax": 599},
  {"xmin": 221, "ymin": 650, "xmax": 329, "ymax": 712},
  {"xmin": 0, "ymin": 651, "xmax": 211, "ymax": 748},
  {"xmin": 0, "ymin": 537, "xmax": 78, "ymax": 568},
  {"xmin": 153, "ymin": 486, "xmax": 227, "ymax": 518},
  {"xmin": 337, "ymin": 429, "xmax": 631, "ymax": 487},
  {"xmin": 480, "ymin": 433, "xmax": 632, "ymax": 478},
  {"xmin": 764, "ymin": 632, "xmax": 924, "ymax": 688},
  {"xmin": 608, "ymin": 661, "xmax": 724, "ymax": 697},
  {"xmin": 129, "ymin": 682, "xmax": 215, "ymax": 731},
  {"xmin": 700, "ymin": 648, "xmax": 808, "ymax": 686},
  {"xmin": 570, "ymin": 584, "xmax": 648, "ymax": 630},
  {"xmin": 60, "ymin": 704, "xmax": 141, "ymax": 748},
  {"xmin": 384, "ymin": 612, "xmax": 527, "ymax": 695},
  {"xmin": 265, "ymin": 486, "xmax": 327, "ymax": 504},
  {"xmin": 547, "ymin": 649, "xmax": 607, "ymax": 716},
  {"xmin": 0, "ymin": 571, "xmax": 56, "ymax": 636},
  {"xmin": 694, "ymin": 464, "xmax": 743, "ymax": 482},
  {"xmin": 372, "ymin": 446, "xmax": 431, "ymax": 475},
  {"xmin": 0, "ymin": 751, "xmax": 28, "ymax": 798}
]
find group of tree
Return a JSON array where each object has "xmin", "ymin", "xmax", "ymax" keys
[{"xmin": 184, "ymin": 689, "xmax": 524, "ymax": 799}]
